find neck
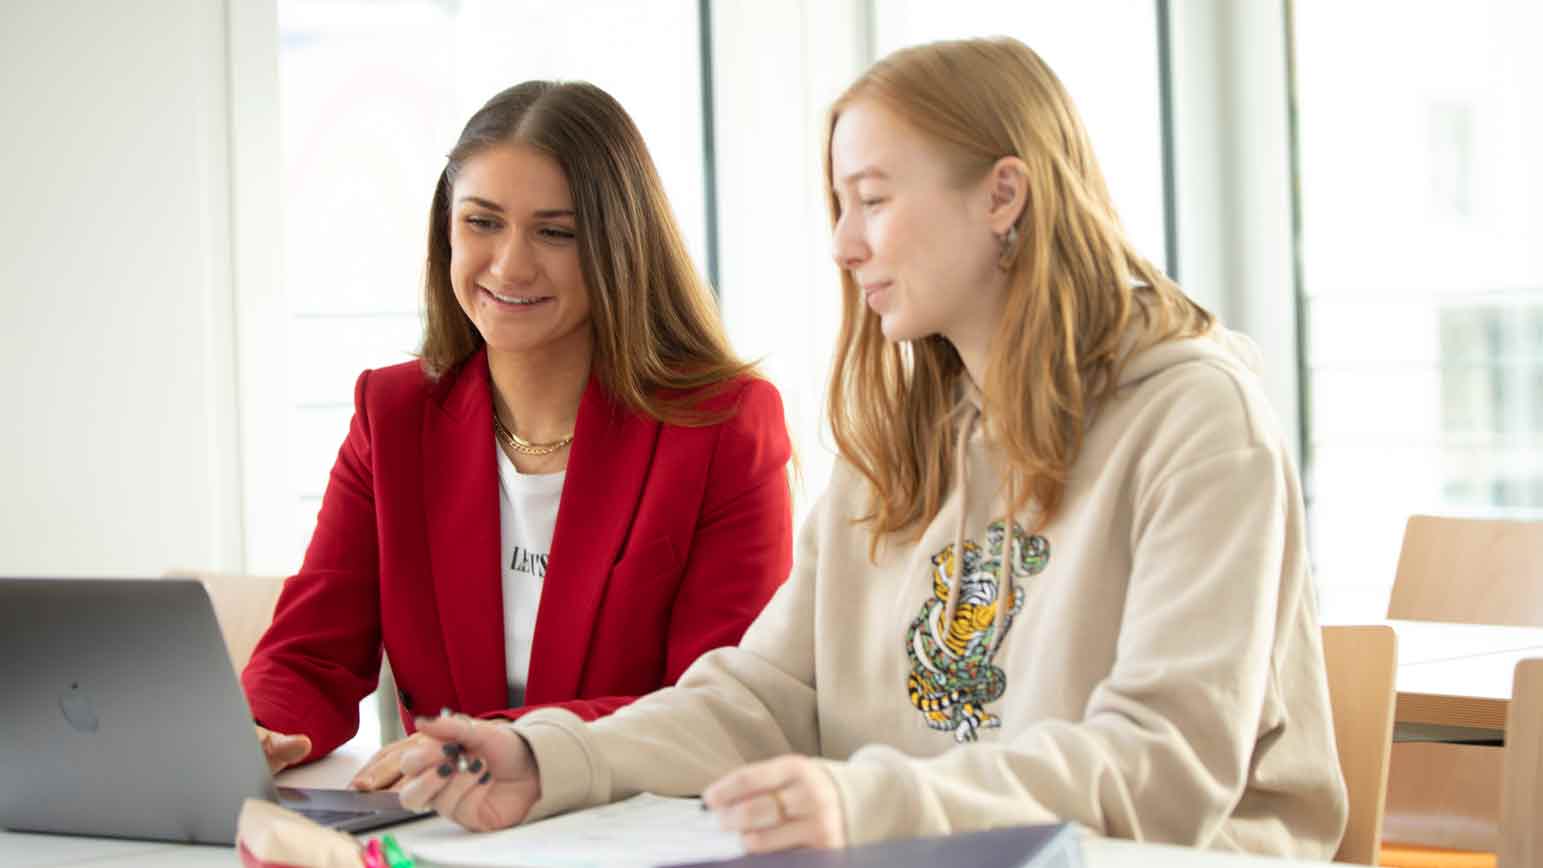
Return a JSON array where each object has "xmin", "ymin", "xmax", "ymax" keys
[
  {"xmin": 944, "ymin": 296, "xmax": 1006, "ymax": 397},
  {"xmin": 952, "ymin": 334, "xmax": 990, "ymax": 394},
  {"xmin": 486, "ymin": 328, "xmax": 592, "ymax": 442},
  {"xmin": 947, "ymin": 271, "xmax": 1010, "ymax": 395}
]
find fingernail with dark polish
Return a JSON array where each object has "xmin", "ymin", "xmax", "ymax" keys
[
  {"xmin": 442, "ymin": 742, "xmax": 463, "ymax": 757},
  {"xmin": 467, "ymin": 758, "xmax": 483, "ymax": 774},
  {"xmin": 699, "ymin": 801, "xmax": 708, "ymax": 812},
  {"xmin": 437, "ymin": 762, "xmax": 453, "ymax": 777},
  {"xmin": 478, "ymin": 770, "xmax": 491, "ymax": 785}
]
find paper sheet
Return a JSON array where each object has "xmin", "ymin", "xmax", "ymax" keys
[{"xmin": 401, "ymin": 793, "xmax": 746, "ymax": 868}]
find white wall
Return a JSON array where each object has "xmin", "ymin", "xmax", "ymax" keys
[{"xmin": 0, "ymin": 1, "xmax": 244, "ymax": 576}]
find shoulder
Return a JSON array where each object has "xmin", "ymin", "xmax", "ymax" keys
[
  {"xmin": 671, "ymin": 374, "xmax": 785, "ymax": 418},
  {"xmin": 352, "ymin": 356, "xmax": 448, "ymax": 422},
  {"xmin": 696, "ymin": 376, "xmax": 790, "ymax": 466},
  {"xmin": 1110, "ymin": 331, "xmax": 1284, "ymax": 458},
  {"xmin": 647, "ymin": 376, "xmax": 791, "ymax": 490},
  {"xmin": 659, "ymin": 375, "xmax": 788, "ymax": 439}
]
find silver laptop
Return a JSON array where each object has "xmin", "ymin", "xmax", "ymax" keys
[{"xmin": 0, "ymin": 577, "xmax": 421, "ymax": 844}]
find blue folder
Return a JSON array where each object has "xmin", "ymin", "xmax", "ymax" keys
[{"xmin": 664, "ymin": 823, "xmax": 1082, "ymax": 868}]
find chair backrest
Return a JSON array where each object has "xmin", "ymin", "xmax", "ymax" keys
[
  {"xmin": 1387, "ymin": 515, "xmax": 1543, "ymax": 626},
  {"xmin": 170, "ymin": 573, "xmax": 286, "ymax": 672},
  {"xmin": 1322, "ymin": 625, "xmax": 1399, "ymax": 865},
  {"xmin": 1500, "ymin": 658, "xmax": 1543, "ymax": 868}
]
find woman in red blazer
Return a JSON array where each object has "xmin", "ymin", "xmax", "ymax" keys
[{"xmin": 241, "ymin": 81, "xmax": 793, "ymax": 788}]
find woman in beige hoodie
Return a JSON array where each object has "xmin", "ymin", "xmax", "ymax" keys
[{"xmin": 396, "ymin": 37, "xmax": 1349, "ymax": 860}]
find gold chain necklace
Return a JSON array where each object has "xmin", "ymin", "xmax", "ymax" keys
[{"xmin": 493, "ymin": 413, "xmax": 573, "ymax": 457}]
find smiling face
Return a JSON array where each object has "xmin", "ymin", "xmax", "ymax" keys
[
  {"xmin": 828, "ymin": 99, "xmax": 1006, "ymax": 349},
  {"xmin": 448, "ymin": 143, "xmax": 592, "ymax": 359}
]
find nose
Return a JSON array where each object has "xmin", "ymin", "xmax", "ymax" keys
[
  {"xmin": 489, "ymin": 232, "xmax": 538, "ymax": 286},
  {"xmin": 831, "ymin": 210, "xmax": 869, "ymax": 272}
]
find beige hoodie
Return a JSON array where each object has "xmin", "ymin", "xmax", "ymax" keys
[{"xmin": 514, "ymin": 328, "xmax": 1349, "ymax": 859}]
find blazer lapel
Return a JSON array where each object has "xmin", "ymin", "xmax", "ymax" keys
[
  {"xmin": 422, "ymin": 350, "xmax": 509, "ymax": 714},
  {"xmin": 525, "ymin": 376, "xmax": 660, "ymax": 704}
]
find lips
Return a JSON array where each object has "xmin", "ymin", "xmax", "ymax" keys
[
  {"xmin": 481, "ymin": 286, "xmax": 552, "ymax": 308},
  {"xmin": 862, "ymin": 281, "xmax": 892, "ymax": 308}
]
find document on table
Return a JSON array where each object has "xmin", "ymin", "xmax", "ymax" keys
[{"xmin": 401, "ymin": 793, "xmax": 746, "ymax": 868}]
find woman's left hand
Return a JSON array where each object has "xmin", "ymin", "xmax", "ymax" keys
[
  {"xmin": 701, "ymin": 755, "xmax": 846, "ymax": 853},
  {"xmin": 350, "ymin": 731, "xmax": 441, "ymax": 791}
]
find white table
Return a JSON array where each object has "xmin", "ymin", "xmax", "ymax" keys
[
  {"xmin": 1391, "ymin": 618, "xmax": 1543, "ymax": 740},
  {"xmin": 2, "ymin": 826, "xmax": 1339, "ymax": 868},
  {"xmin": 3, "ymin": 721, "xmax": 1349, "ymax": 868},
  {"xmin": 4, "ymin": 740, "xmax": 1338, "ymax": 868}
]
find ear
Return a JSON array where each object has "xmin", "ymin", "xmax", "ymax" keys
[{"xmin": 985, "ymin": 156, "xmax": 1029, "ymax": 234}]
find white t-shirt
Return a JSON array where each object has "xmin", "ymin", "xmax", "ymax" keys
[{"xmin": 495, "ymin": 445, "xmax": 565, "ymax": 707}]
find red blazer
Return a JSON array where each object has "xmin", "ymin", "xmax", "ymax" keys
[{"xmin": 242, "ymin": 350, "xmax": 793, "ymax": 761}]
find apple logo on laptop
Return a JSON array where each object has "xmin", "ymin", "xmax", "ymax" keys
[{"xmin": 59, "ymin": 682, "xmax": 99, "ymax": 733}]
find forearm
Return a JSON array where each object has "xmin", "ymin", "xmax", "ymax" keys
[
  {"xmin": 243, "ymin": 654, "xmax": 372, "ymax": 759},
  {"xmin": 515, "ymin": 646, "xmax": 817, "ymax": 822}
]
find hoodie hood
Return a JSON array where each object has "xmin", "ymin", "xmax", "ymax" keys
[{"xmin": 1117, "ymin": 325, "xmax": 1265, "ymax": 390}]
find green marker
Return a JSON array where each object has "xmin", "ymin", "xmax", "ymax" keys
[{"xmin": 380, "ymin": 834, "xmax": 416, "ymax": 868}]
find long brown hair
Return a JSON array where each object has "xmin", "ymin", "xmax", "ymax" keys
[
  {"xmin": 825, "ymin": 37, "xmax": 1213, "ymax": 553},
  {"xmin": 421, "ymin": 80, "xmax": 753, "ymax": 422}
]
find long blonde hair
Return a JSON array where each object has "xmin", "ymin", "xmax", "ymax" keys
[
  {"xmin": 825, "ymin": 38, "xmax": 1213, "ymax": 553},
  {"xmin": 422, "ymin": 80, "xmax": 753, "ymax": 423}
]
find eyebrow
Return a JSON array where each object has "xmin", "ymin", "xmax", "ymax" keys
[
  {"xmin": 838, "ymin": 167, "xmax": 888, "ymax": 185},
  {"xmin": 455, "ymin": 196, "xmax": 575, "ymax": 219}
]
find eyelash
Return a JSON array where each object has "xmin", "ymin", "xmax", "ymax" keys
[
  {"xmin": 463, "ymin": 216, "xmax": 575, "ymax": 241},
  {"xmin": 859, "ymin": 197, "xmax": 886, "ymax": 211}
]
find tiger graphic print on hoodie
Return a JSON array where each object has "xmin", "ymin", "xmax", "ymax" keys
[{"xmin": 905, "ymin": 520, "xmax": 1050, "ymax": 742}]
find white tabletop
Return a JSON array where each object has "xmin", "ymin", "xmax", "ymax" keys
[
  {"xmin": 5, "ymin": 750, "xmax": 1337, "ymax": 868},
  {"xmin": 1, "ymin": 724, "xmax": 1343, "ymax": 867},
  {"xmin": 1, "ymin": 825, "xmax": 1339, "ymax": 868},
  {"xmin": 1392, "ymin": 618, "xmax": 1543, "ymax": 700}
]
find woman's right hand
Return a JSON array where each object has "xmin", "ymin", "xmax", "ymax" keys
[
  {"xmin": 254, "ymin": 724, "xmax": 313, "ymax": 774},
  {"xmin": 397, "ymin": 713, "xmax": 542, "ymax": 831}
]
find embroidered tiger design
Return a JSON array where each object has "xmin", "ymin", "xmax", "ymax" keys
[{"xmin": 905, "ymin": 521, "xmax": 1049, "ymax": 742}]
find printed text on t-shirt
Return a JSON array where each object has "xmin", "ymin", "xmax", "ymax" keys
[{"xmin": 510, "ymin": 546, "xmax": 548, "ymax": 579}]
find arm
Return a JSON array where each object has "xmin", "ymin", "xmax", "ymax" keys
[
  {"xmin": 241, "ymin": 370, "xmax": 385, "ymax": 761},
  {"xmin": 822, "ymin": 444, "xmax": 1312, "ymax": 847},
  {"xmin": 513, "ymin": 485, "xmax": 824, "ymax": 822},
  {"xmin": 478, "ymin": 379, "xmax": 796, "ymax": 726}
]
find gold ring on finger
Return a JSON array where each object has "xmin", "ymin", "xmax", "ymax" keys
[{"xmin": 771, "ymin": 788, "xmax": 790, "ymax": 823}]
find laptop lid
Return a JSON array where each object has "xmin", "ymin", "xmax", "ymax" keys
[{"xmin": 0, "ymin": 577, "xmax": 414, "ymax": 844}]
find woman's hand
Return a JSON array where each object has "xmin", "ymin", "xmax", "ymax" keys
[
  {"xmin": 702, "ymin": 755, "xmax": 846, "ymax": 853},
  {"xmin": 396, "ymin": 713, "xmax": 542, "ymax": 832},
  {"xmin": 254, "ymin": 725, "xmax": 312, "ymax": 775},
  {"xmin": 350, "ymin": 731, "xmax": 442, "ymax": 791}
]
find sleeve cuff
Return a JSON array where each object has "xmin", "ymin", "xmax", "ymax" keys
[
  {"xmin": 818, "ymin": 756, "xmax": 904, "ymax": 847},
  {"xmin": 514, "ymin": 708, "xmax": 611, "ymax": 823}
]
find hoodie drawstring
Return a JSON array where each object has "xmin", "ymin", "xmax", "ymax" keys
[{"xmin": 942, "ymin": 406, "xmax": 1019, "ymax": 662}]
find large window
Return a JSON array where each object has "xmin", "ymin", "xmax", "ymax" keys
[
  {"xmin": 871, "ymin": 0, "xmax": 1170, "ymax": 270},
  {"xmin": 1294, "ymin": 1, "xmax": 1543, "ymax": 619},
  {"xmin": 713, "ymin": 1, "xmax": 1174, "ymax": 524}
]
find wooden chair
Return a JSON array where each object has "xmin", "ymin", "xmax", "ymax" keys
[
  {"xmin": 1387, "ymin": 515, "xmax": 1543, "ymax": 627},
  {"xmin": 1381, "ymin": 515, "xmax": 1543, "ymax": 867},
  {"xmin": 173, "ymin": 571, "xmax": 404, "ymax": 745},
  {"xmin": 1499, "ymin": 659, "xmax": 1543, "ymax": 868},
  {"xmin": 169, "ymin": 572, "xmax": 287, "ymax": 672},
  {"xmin": 1324, "ymin": 625, "xmax": 1400, "ymax": 864}
]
